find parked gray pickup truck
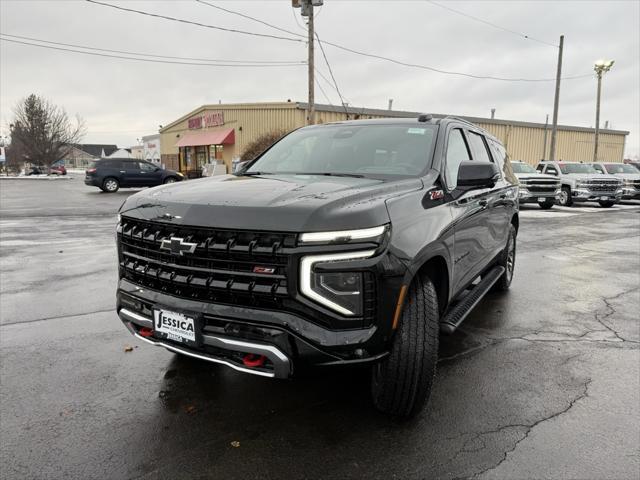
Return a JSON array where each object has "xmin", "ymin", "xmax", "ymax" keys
[
  {"xmin": 511, "ymin": 161, "xmax": 560, "ymax": 209},
  {"xmin": 536, "ymin": 161, "xmax": 623, "ymax": 207},
  {"xmin": 590, "ymin": 162, "xmax": 640, "ymax": 200}
]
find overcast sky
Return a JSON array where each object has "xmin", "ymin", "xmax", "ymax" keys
[{"xmin": 1, "ymin": 0, "xmax": 639, "ymax": 157}]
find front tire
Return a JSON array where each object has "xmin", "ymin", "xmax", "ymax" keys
[
  {"xmin": 370, "ymin": 276, "xmax": 439, "ymax": 418},
  {"xmin": 598, "ymin": 200, "xmax": 615, "ymax": 208},
  {"xmin": 102, "ymin": 177, "xmax": 120, "ymax": 193},
  {"xmin": 558, "ymin": 186, "xmax": 573, "ymax": 206},
  {"xmin": 492, "ymin": 224, "xmax": 517, "ymax": 291},
  {"xmin": 163, "ymin": 177, "xmax": 177, "ymax": 184},
  {"xmin": 538, "ymin": 199, "xmax": 555, "ymax": 209}
]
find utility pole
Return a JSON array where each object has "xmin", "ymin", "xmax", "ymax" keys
[
  {"xmin": 542, "ymin": 114, "xmax": 549, "ymax": 160},
  {"xmin": 307, "ymin": 3, "xmax": 315, "ymax": 125},
  {"xmin": 549, "ymin": 35, "xmax": 564, "ymax": 162},
  {"xmin": 294, "ymin": 0, "xmax": 321, "ymax": 125},
  {"xmin": 593, "ymin": 60, "xmax": 614, "ymax": 162}
]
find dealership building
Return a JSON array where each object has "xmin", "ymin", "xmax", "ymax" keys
[{"xmin": 159, "ymin": 102, "xmax": 628, "ymax": 176}]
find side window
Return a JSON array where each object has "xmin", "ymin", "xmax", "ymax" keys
[
  {"xmin": 445, "ymin": 128, "xmax": 471, "ymax": 189},
  {"xmin": 536, "ymin": 164, "xmax": 545, "ymax": 172},
  {"xmin": 467, "ymin": 132, "xmax": 492, "ymax": 163},
  {"xmin": 139, "ymin": 162, "xmax": 156, "ymax": 172},
  {"xmin": 546, "ymin": 166, "xmax": 558, "ymax": 175},
  {"xmin": 124, "ymin": 160, "xmax": 139, "ymax": 171},
  {"xmin": 102, "ymin": 160, "xmax": 122, "ymax": 169}
]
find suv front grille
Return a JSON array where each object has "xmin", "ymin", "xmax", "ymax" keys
[{"xmin": 118, "ymin": 218, "xmax": 296, "ymax": 308}]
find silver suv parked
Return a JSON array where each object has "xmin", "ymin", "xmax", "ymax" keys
[
  {"xmin": 536, "ymin": 161, "xmax": 623, "ymax": 207},
  {"xmin": 511, "ymin": 161, "xmax": 560, "ymax": 209},
  {"xmin": 590, "ymin": 162, "xmax": 640, "ymax": 200}
]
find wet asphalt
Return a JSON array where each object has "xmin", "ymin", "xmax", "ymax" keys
[{"xmin": 1, "ymin": 176, "xmax": 639, "ymax": 480}]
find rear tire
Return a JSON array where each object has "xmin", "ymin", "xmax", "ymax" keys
[
  {"xmin": 492, "ymin": 224, "xmax": 517, "ymax": 292},
  {"xmin": 598, "ymin": 200, "xmax": 615, "ymax": 208},
  {"xmin": 538, "ymin": 199, "xmax": 555, "ymax": 209},
  {"xmin": 163, "ymin": 177, "xmax": 177, "ymax": 184},
  {"xmin": 558, "ymin": 186, "xmax": 572, "ymax": 206},
  {"xmin": 101, "ymin": 177, "xmax": 120, "ymax": 193},
  {"xmin": 370, "ymin": 276, "xmax": 439, "ymax": 418}
]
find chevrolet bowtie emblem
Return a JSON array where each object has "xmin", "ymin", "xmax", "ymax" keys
[{"xmin": 160, "ymin": 237, "xmax": 197, "ymax": 256}]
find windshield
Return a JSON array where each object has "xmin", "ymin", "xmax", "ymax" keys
[
  {"xmin": 604, "ymin": 163, "xmax": 637, "ymax": 174},
  {"xmin": 511, "ymin": 163, "xmax": 536, "ymax": 174},
  {"xmin": 558, "ymin": 163, "xmax": 597, "ymax": 174},
  {"xmin": 244, "ymin": 124, "xmax": 437, "ymax": 178}
]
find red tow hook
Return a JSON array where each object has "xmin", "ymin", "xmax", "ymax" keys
[
  {"xmin": 139, "ymin": 327, "xmax": 154, "ymax": 337},
  {"xmin": 242, "ymin": 354, "xmax": 266, "ymax": 368}
]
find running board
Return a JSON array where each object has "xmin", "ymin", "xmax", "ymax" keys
[{"xmin": 440, "ymin": 266, "xmax": 505, "ymax": 335}]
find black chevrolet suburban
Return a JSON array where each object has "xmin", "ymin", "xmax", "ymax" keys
[{"xmin": 116, "ymin": 116, "xmax": 519, "ymax": 417}]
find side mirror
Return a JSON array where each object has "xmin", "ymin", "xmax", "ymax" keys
[{"xmin": 457, "ymin": 161, "xmax": 500, "ymax": 189}]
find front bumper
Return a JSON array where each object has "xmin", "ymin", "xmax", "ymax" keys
[
  {"xmin": 518, "ymin": 189, "xmax": 560, "ymax": 203},
  {"xmin": 621, "ymin": 187, "xmax": 640, "ymax": 200},
  {"xmin": 571, "ymin": 188, "xmax": 623, "ymax": 203},
  {"xmin": 117, "ymin": 278, "xmax": 391, "ymax": 379}
]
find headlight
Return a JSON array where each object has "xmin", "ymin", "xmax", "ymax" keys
[
  {"xmin": 300, "ymin": 250, "xmax": 376, "ymax": 316},
  {"xmin": 576, "ymin": 181, "xmax": 588, "ymax": 188},
  {"xmin": 299, "ymin": 225, "xmax": 387, "ymax": 245},
  {"xmin": 624, "ymin": 179, "xmax": 634, "ymax": 186},
  {"xmin": 176, "ymin": 172, "xmax": 184, "ymax": 177}
]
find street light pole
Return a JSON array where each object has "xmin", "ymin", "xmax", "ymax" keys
[{"xmin": 593, "ymin": 59, "xmax": 614, "ymax": 162}]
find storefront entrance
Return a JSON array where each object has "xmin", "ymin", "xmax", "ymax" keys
[{"xmin": 175, "ymin": 128, "xmax": 235, "ymax": 178}]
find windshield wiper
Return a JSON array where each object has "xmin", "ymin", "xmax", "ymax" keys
[
  {"xmin": 297, "ymin": 172, "xmax": 366, "ymax": 178},
  {"xmin": 237, "ymin": 171, "xmax": 275, "ymax": 176}
]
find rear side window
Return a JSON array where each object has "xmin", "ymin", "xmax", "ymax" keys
[
  {"xmin": 100, "ymin": 160, "xmax": 122, "ymax": 169},
  {"xmin": 467, "ymin": 132, "xmax": 492, "ymax": 163},
  {"xmin": 123, "ymin": 160, "xmax": 139, "ymax": 170},
  {"xmin": 445, "ymin": 128, "xmax": 471, "ymax": 189}
]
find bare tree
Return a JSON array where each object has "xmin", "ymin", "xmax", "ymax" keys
[
  {"xmin": 240, "ymin": 130, "xmax": 288, "ymax": 162},
  {"xmin": 10, "ymin": 94, "xmax": 85, "ymax": 167}
]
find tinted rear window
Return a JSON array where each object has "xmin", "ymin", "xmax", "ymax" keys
[{"xmin": 99, "ymin": 160, "xmax": 122, "ymax": 169}]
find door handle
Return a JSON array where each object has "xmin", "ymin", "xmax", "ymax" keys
[{"xmin": 120, "ymin": 170, "xmax": 126, "ymax": 173}]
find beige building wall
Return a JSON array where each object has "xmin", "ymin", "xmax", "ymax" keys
[
  {"xmin": 476, "ymin": 122, "xmax": 626, "ymax": 165},
  {"xmin": 160, "ymin": 102, "xmax": 628, "ymax": 172}
]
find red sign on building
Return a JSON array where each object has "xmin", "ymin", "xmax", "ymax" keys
[{"xmin": 188, "ymin": 112, "xmax": 224, "ymax": 129}]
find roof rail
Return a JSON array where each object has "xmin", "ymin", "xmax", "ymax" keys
[{"xmin": 442, "ymin": 116, "xmax": 477, "ymax": 128}]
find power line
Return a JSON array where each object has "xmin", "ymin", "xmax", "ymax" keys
[
  {"xmin": 193, "ymin": 0, "xmax": 590, "ymax": 82},
  {"xmin": 0, "ymin": 37, "xmax": 306, "ymax": 67},
  {"xmin": 84, "ymin": 0, "xmax": 304, "ymax": 43},
  {"xmin": 314, "ymin": 66, "xmax": 352, "ymax": 106},
  {"xmin": 315, "ymin": 32, "xmax": 349, "ymax": 117},
  {"xmin": 1, "ymin": 33, "xmax": 305, "ymax": 64},
  {"xmin": 315, "ymin": 77, "xmax": 333, "ymax": 106},
  {"xmin": 196, "ymin": 0, "xmax": 305, "ymax": 39},
  {"xmin": 426, "ymin": 1, "xmax": 558, "ymax": 48}
]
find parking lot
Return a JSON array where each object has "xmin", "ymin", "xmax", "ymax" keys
[{"xmin": 1, "ymin": 175, "xmax": 639, "ymax": 480}]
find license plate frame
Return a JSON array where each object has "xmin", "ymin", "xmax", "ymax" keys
[{"xmin": 153, "ymin": 309, "xmax": 201, "ymax": 347}]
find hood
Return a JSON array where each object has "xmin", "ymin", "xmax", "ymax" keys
[
  {"xmin": 563, "ymin": 173, "xmax": 618, "ymax": 181},
  {"xmin": 119, "ymin": 174, "xmax": 423, "ymax": 232},
  {"xmin": 515, "ymin": 173, "xmax": 558, "ymax": 181},
  {"xmin": 609, "ymin": 173, "xmax": 640, "ymax": 180}
]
